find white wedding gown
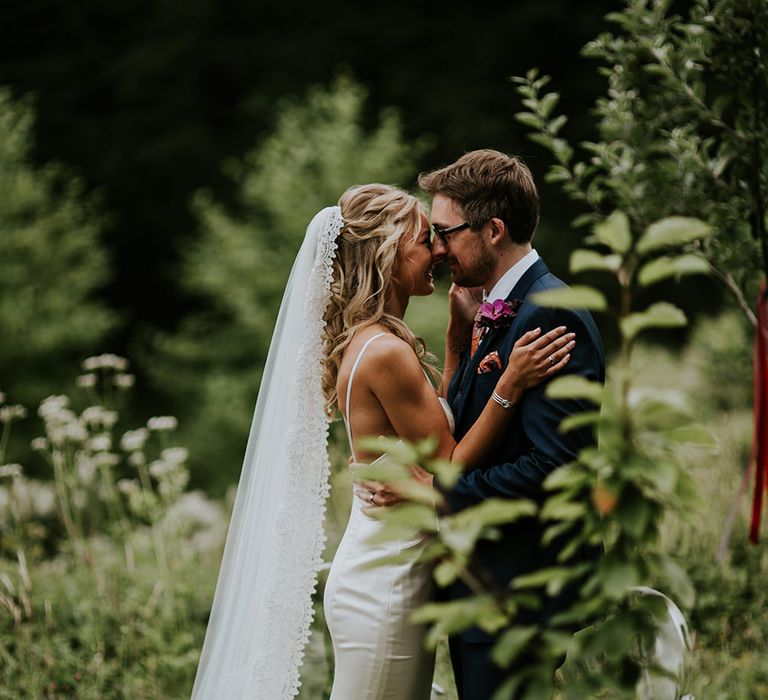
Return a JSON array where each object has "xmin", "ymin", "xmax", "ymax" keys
[{"xmin": 323, "ymin": 333, "xmax": 455, "ymax": 700}]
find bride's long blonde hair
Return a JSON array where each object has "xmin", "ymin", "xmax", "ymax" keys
[{"xmin": 322, "ymin": 183, "xmax": 441, "ymax": 416}]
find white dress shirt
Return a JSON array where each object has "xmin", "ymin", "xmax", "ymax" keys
[{"xmin": 484, "ymin": 248, "xmax": 540, "ymax": 302}]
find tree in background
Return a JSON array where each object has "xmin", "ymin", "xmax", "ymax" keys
[
  {"xmin": 0, "ymin": 88, "xmax": 113, "ymax": 447},
  {"xmin": 147, "ymin": 75, "xmax": 425, "ymax": 491},
  {"xmin": 512, "ymin": 0, "xmax": 767, "ymax": 319}
]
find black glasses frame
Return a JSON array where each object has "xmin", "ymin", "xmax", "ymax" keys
[{"xmin": 431, "ymin": 222, "xmax": 470, "ymax": 245}]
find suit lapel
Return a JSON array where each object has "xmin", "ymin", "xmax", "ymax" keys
[{"xmin": 453, "ymin": 258, "xmax": 551, "ymax": 428}]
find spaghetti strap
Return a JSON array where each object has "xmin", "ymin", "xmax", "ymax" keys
[{"xmin": 344, "ymin": 332, "xmax": 387, "ymax": 461}]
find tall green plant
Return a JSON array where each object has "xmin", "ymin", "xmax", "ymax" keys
[
  {"xmin": 358, "ymin": 212, "xmax": 710, "ymax": 697},
  {"xmin": 148, "ymin": 74, "xmax": 425, "ymax": 490},
  {"xmin": 511, "ymin": 0, "xmax": 767, "ymax": 324}
]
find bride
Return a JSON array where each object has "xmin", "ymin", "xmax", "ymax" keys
[{"xmin": 190, "ymin": 184, "xmax": 574, "ymax": 699}]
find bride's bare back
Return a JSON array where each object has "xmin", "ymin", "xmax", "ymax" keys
[{"xmin": 336, "ymin": 324, "xmax": 453, "ymax": 463}]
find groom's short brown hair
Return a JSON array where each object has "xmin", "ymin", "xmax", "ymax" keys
[{"xmin": 418, "ymin": 149, "xmax": 540, "ymax": 244}]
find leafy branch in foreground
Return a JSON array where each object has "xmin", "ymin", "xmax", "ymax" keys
[
  {"xmin": 357, "ymin": 212, "xmax": 710, "ymax": 698},
  {"xmin": 512, "ymin": 0, "xmax": 767, "ymax": 325}
]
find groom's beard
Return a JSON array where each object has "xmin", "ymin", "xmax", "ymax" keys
[{"xmin": 449, "ymin": 241, "xmax": 495, "ymax": 288}]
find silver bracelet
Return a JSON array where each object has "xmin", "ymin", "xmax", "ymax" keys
[{"xmin": 491, "ymin": 391, "xmax": 514, "ymax": 409}]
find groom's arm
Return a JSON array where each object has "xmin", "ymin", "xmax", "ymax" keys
[{"xmin": 443, "ymin": 307, "xmax": 604, "ymax": 512}]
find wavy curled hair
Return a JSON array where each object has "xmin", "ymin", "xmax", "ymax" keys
[{"xmin": 322, "ymin": 184, "xmax": 441, "ymax": 416}]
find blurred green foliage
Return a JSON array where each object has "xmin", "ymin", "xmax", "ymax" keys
[
  {"xmin": 513, "ymin": 0, "xmax": 767, "ymax": 324},
  {"xmin": 145, "ymin": 75, "xmax": 426, "ymax": 492},
  {"xmin": 0, "ymin": 88, "xmax": 114, "ymax": 472}
]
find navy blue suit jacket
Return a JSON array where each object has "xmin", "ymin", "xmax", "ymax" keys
[{"xmin": 442, "ymin": 257, "xmax": 605, "ymax": 642}]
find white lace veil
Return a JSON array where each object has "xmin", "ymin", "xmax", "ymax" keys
[{"xmin": 191, "ymin": 206, "xmax": 343, "ymax": 699}]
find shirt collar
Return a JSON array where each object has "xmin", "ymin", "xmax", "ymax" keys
[{"xmin": 484, "ymin": 249, "xmax": 539, "ymax": 302}]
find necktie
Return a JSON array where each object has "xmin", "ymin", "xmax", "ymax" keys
[{"xmin": 470, "ymin": 309, "xmax": 486, "ymax": 359}]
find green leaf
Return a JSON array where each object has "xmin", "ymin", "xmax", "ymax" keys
[
  {"xmin": 491, "ymin": 626, "xmax": 538, "ymax": 669},
  {"xmin": 515, "ymin": 112, "xmax": 545, "ymax": 129},
  {"xmin": 429, "ymin": 457, "xmax": 463, "ymax": 488},
  {"xmin": 546, "ymin": 375, "xmax": 603, "ymax": 404},
  {"xmin": 544, "ymin": 463, "xmax": 586, "ymax": 491},
  {"xmin": 664, "ymin": 424, "xmax": 716, "ymax": 448},
  {"xmin": 559, "ymin": 410, "xmax": 601, "ymax": 433},
  {"xmin": 513, "ymin": 563, "xmax": 590, "ymax": 596},
  {"xmin": 548, "ymin": 114, "xmax": 568, "ymax": 135},
  {"xmin": 356, "ymin": 435, "xmax": 419, "ymax": 464},
  {"xmin": 412, "ymin": 595, "xmax": 508, "ymax": 637},
  {"xmin": 569, "ymin": 249, "xmax": 622, "ymax": 274},
  {"xmin": 433, "ymin": 559, "xmax": 462, "ymax": 587},
  {"xmin": 636, "ymin": 216, "xmax": 712, "ymax": 254},
  {"xmin": 542, "ymin": 520, "xmax": 574, "ymax": 546},
  {"xmin": 453, "ymin": 498, "xmax": 537, "ymax": 530},
  {"xmin": 528, "ymin": 132, "xmax": 555, "ymax": 152},
  {"xmin": 531, "ymin": 286, "xmax": 607, "ymax": 311},
  {"xmin": 641, "ymin": 461, "xmax": 678, "ymax": 496},
  {"xmin": 539, "ymin": 92, "xmax": 560, "ymax": 118},
  {"xmin": 592, "ymin": 211, "xmax": 632, "ymax": 254},
  {"xmin": 656, "ymin": 556, "xmax": 695, "ymax": 609},
  {"xmin": 584, "ymin": 612, "xmax": 638, "ymax": 659},
  {"xmin": 616, "ymin": 492, "xmax": 653, "ymax": 539},
  {"xmin": 540, "ymin": 498, "xmax": 587, "ymax": 521},
  {"xmin": 370, "ymin": 502, "xmax": 439, "ymax": 532},
  {"xmin": 490, "ymin": 673, "xmax": 524, "ymax": 700},
  {"xmin": 351, "ymin": 461, "xmax": 410, "ymax": 484},
  {"xmin": 599, "ymin": 557, "xmax": 640, "ymax": 599},
  {"xmin": 620, "ymin": 302, "xmax": 687, "ymax": 340},
  {"xmin": 637, "ymin": 253, "xmax": 710, "ymax": 286}
]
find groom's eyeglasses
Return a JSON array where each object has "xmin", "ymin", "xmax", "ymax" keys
[{"xmin": 431, "ymin": 222, "xmax": 470, "ymax": 245}]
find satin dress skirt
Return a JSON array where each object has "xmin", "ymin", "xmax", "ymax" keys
[{"xmin": 323, "ymin": 488, "xmax": 435, "ymax": 700}]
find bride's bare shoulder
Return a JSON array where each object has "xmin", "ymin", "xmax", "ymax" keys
[{"xmin": 356, "ymin": 332, "xmax": 424, "ymax": 389}]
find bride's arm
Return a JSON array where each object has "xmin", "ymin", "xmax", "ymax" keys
[
  {"xmin": 447, "ymin": 326, "xmax": 573, "ymax": 470},
  {"xmin": 365, "ymin": 328, "xmax": 574, "ymax": 473}
]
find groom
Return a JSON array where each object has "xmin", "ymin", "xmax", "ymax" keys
[{"xmin": 419, "ymin": 150, "xmax": 605, "ymax": 699}]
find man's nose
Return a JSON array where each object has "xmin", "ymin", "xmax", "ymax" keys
[{"xmin": 431, "ymin": 236, "xmax": 447, "ymax": 262}]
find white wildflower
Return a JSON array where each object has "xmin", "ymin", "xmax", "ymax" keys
[
  {"xmin": 128, "ymin": 451, "xmax": 146, "ymax": 468},
  {"xmin": 120, "ymin": 428, "xmax": 149, "ymax": 452},
  {"xmin": 149, "ymin": 459, "xmax": 175, "ymax": 479},
  {"xmin": 160, "ymin": 447, "xmax": 188, "ymax": 464},
  {"xmin": 82, "ymin": 354, "xmax": 129, "ymax": 372},
  {"xmin": 29, "ymin": 481, "xmax": 56, "ymax": 517},
  {"xmin": 76, "ymin": 454, "xmax": 97, "ymax": 485},
  {"xmin": 94, "ymin": 452, "xmax": 120, "ymax": 468},
  {"xmin": 63, "ymin": 421, "xmax": 88, "ymax": 443},
  {"xmin": 0, "ymin": 392, "xmax": 5, "ymax": 404},
  {"xmin": 147, "ymin": 416, "xmax": 178, "ymax": 432},
  {"xmin": 72, "ymin": 489, "xmax": 88, "ymax": 509},
  {"xmin": 117, "ymin": 478, "xmax": 139, "ymax": 495},
  {"xmin": 31, "ymin": 437, "xmax": 49, "ymax": 452},
  {"xmin": 0, "ymin": 405, "xmax": 27, "ymax": 422},
  {"xmin": 0, "ymin": 464, "xmax": 23, "ymax": 479},
  {"xmin": 39, "ymin": 395, "xmax": 69, "ymax": 413},
  {"xmin": 87, "ymin": 435, "xmax": 112, "ymax": 452},
  {"xmin": 0, "ymin": 488, "xmax": 8, "ymax": 522},
  {"xmin": 38, "ymin": 396, "xmax": 74, "ymax": 424},
  {"xmin": 113, "ymin": 374, "xmax": 135, "ymax": 389},
  {"xmin": 160, "ymin": 492, "xmax": 227, "ymax": 552},
  {"xmin": 76, "ymin": 373, "xmax": 97, "ymax": 388},
  {"xmin": 81, "ymin": 406, "xmax": 118, "ymax": 428}
]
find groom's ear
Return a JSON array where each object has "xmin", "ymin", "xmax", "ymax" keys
[{"xmin": 488, "ymin": 217, "xmax": 507, "ymax": 246}]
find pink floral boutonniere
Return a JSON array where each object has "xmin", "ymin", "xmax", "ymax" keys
[{"xmin": 476, "ymin": 298, "xmax": 522, "ymax": 330}]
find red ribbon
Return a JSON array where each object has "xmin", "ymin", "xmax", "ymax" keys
[{"xmin": 750, "ymin": 283, "xmax": 768, "ymax": 544}]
